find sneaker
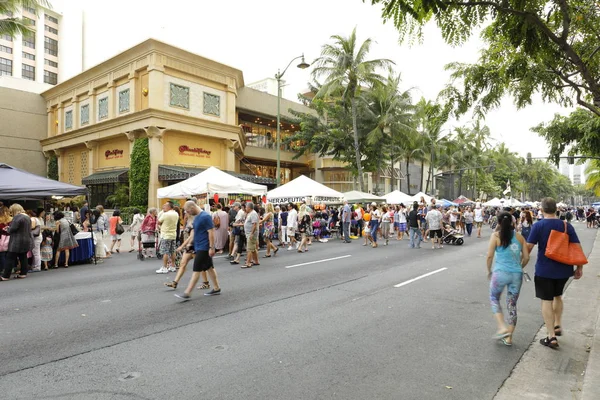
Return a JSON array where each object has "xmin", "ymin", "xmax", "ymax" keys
[
  {"xmin": 287, "ymin": 246, "xmax": 293, "ymax": 251},
  {"xmin": 156, "ymin": 267, "xmax": 168, "ymax": 274},
  {"xmin": 167, "ymin": 267, "xmax": 176, "ymax": 272},
  {"xmin": 174, "ymin": 293, "xmax": 190, "ymax": 301},
  {"xmin": 204, "ymin": 289, "xmax": 221, "ymax": 296}
]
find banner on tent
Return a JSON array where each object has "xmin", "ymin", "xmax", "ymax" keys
[{"xmin": 268, "ymin": 196, "xmax": 343, "ymax": 204}]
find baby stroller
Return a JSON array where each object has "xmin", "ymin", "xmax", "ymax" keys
[
  {"xmin": 138, "ymin": 229, "xmax": 157, "ymax": 260},
  {"xmin": 442, "ymin": 225, "xmax": 464, "ymax": 245}
]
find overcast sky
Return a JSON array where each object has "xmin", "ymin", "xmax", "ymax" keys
[{"xmin": 71, "ymin": 0, "xmax": 572, "ymax": 158}]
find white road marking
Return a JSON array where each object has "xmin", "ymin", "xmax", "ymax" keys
[
  {"xmin": 284, "ymin": 255, "xmax": 352, "ymax": 269},
  {"xmin": 393, "ymin": 267, "xmax": 448, "ymax": 288}
]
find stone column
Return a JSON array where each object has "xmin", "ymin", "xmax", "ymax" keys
[
  {"xmin": 107, "ymin": 79, "xmax": 116, "ymax": 119},
  {"xmin": 53, "ymin": 149, "xmax": 64, "ymax": 182},
  {"xmin": 144, "ymin": 126, "xmax": 166, "ymax": 207},
  {"xmin": 128, "ymin": 71, "xmax": 137, "ymax": 113},
  {"xmin": 224, "ymin": 139, "xmax": 240, "ymax": 172},
  {"xmin": 147, "ymin": 64, "xmax": 165, "ymax": 110},
  {"xmin": 84, "ymin": 141, "xmax": 98, "ymax": 175}
]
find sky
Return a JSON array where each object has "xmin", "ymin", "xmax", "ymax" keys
[{"xmin": 65, "ymin": 0, "xmax": 572, "ymax": 158}]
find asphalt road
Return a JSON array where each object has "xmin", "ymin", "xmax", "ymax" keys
[{"xmin": 0, "ymin": 223, "xmax": 597, "ymax": 400}]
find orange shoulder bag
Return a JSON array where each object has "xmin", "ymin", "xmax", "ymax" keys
[{"xmin": 545, "ymin": 220, "xmax": 588, "ymax": 266}]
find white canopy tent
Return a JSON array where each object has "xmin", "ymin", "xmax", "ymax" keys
[
  {"xmin": 157, "ymin": 166, "xmax": 268, "ymax": 198},
  {"xmin": 501, "ymin": 198, "xmax": 526, "ymax": 207},
  {"xmin": 267, "ymin": 175, "xmax": 344, "ymax": 204},
  {"xmin": 384, "ymin": 190, "xmax": 412, "ymax": 205},
  {"xmin": 410, "ymin": 191, "xmax": 434, "ymax": 204},
  {"xmin": 556, "ymin": 201, "xmax": 568, "ymax": 208},
  {"xmin": 343, "ymin": 190, "xmax": 384, "ymax": 204},
  {"xmin": 483, "ymin": 197, "xmax": 503, "ymax": 207}
]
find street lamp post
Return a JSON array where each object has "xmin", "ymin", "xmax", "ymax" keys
[{"xmin": 275, "ymin": 54, "xmax": 310, "ymax": 187}]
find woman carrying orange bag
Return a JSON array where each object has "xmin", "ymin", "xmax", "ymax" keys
[{"xmin": 526, "ymin": 197, "xmax": 584, "ymax": 349}]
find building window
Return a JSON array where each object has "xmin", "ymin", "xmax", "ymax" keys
[
  {"xmin": 44, "ymin": 25, "xmax": 58, "ymax": 34},
  {"xmin": 80, "ymin": 104, "xmax": 89, "ymax": 125},
  {"xmin": 23, "ymin": 52, "xmax": 34, "ymax": 60},
  {"xmin": 23, "ymin": 17, "xmax": 35, "ymax": 26},
  {"xmin": 1, "ymin": 34, "xmax": 13, "ymax": 42},
  {"xmin": 203, "ymin": 92, "xmax": 220, "ymax": 116},
  {"xmin": 0, "ymin": 45, "xmax": 11, "ymax": 54},
  {"xmin": 24, "ymin": 6, "xmax": 36, "ymax": 14},
  {"xmin": 22, "ymin": 64, "xmax": 35, "ymax": 80},
  {"xmin": 44, "ymin": 36, "xmax": 58, "ymax": 56},
  {"xmin": 0, "ymin": 57, "xmax": 12, "ymax": 76},
  {"xmin": 98, "ymin": 97, "xmax": 108, "ymax": 120},
  {"xmin": 23, "ymin": 34, "xmax": 35, "ymax": 49},
  {"xmin": 45, "ymin": 59, "xmax": 57, "ymax": 67},
  {"xmin": 65, "ymin": 110, "xmax": 73, "ymax": 130},
  {"xmin": 169, "ymin": 83, "xmax": 189, "ymax": 109},
  {"xmin": 45, "ymin": 14, "xmax": 59, "ymax": 24},
  {"xmin": 44, "ymin": 70, "xmax": 57, "ymax": 84},
  {"xmin": 118, "ymin": 89, "xmax": 130, "ymax": 113}
]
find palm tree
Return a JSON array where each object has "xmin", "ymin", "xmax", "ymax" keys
[
  {"xmin": 585, "ymin": 160, "xmax": 600, "ymax": 196},
  {"xmin": 365, "ymin": 69, "xmax": 415, "ymax": 193},
  {"xmin": 1, "ymin": 1, "xmax": 51, "ymax": 37},
  {"xmin": 312, "ymin": 27, "xmax": 393, "ymax": 191}
]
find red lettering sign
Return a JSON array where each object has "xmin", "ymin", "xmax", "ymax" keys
[
  {"xmin": 179, "ymin": 145, "xmax": 212, "ymax": 157},
  {"xmin": 105, "ymin": 149, "xmax": 124, "ymax": 159}
]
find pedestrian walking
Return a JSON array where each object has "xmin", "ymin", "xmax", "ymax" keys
[
  {"xmin": 297, "ymin": 204, "xmax": 311, "ymax": 253},
  {"xmin": 243, "ymin": 202, "xmax": 260, "ymax": 268},
  {"xmin": 174, "ymin": 201, "xmax": 221, "ymax": 300},
  {"xmin": 213, "ymin": 203, "xmax": 229, "ymax": 253},
  {"xmin": 109, "ymin": 210, "xmax": 123, "ymax": 254},
  {"xmin": 464, "ymin": 206, "xmax": 474, "ymax": 237},
  {"xmin": 381, "ymin": 206, "xmax": 392, "ymax": 245},
  {"xmin": 341, "ymin": 200, "xmax": 352, "ymax": 243},
  {"xmin": 230, "ymin": 204, "xmax": 246, "ymax": 265},
  {"xmin": 475, "ymin": 201, "xmax": 484, "ymax": 238},
  {"xmin": 369, "ymin": 203, "xmax": 381, "ymax": 248},
  {"xmin": 487, "ymin": 211, "xmax": 530, "ymax": 346},
  {"xmin": 156, "ymin": 202, "xmax": 179, "ymax": 274},
  {"xmin": 1, "ymin": 204, "xmax": 33, "ymax": 280},
  {"xmin": 286, "ymin": 203, "xmax": 298, "ymax": 251},
  {"xmin": 408, "ymin": 202, "xmax": 422, "ymax": 249},
  {"xmin": 527, "ymin": 197, "xmax": 584, "ymax": 349},
  {"xmin": 426, "ymin": 204, "xmax": 443, "ymax": 249},
  {"xmin": 519, "ymin": 210, "xmax": 533, "ymax": 240},
  {"xmin": 128, "ymin": 208, "xmax": 144, "ymax": 253},
  {"xmin": 261, "ymin": 203, "xmax": 279, "ymax": 257}
]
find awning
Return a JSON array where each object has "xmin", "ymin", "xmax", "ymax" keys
[
  {"xmin": 82, "ymin": 168, "xmax": 129, "ymax": 185},
  {"xmin": 158, "ymin": 165, "xmax": 276, "ymax": 185}
]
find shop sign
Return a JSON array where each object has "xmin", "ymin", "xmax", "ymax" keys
[
  {"xmin": 105, "ymin": 149, "xmax": 124, "ymax": 160},
  {"xmin": 179, "ymin": 145, "xmax": 212, "ymax": 158}
]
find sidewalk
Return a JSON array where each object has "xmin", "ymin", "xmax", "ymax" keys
[{"xmin": 494, "ymin": 230, "xmax": 600, "ymax": 400}]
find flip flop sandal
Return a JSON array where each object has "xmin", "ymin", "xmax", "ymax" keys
[
  {"xmin": 540, "ymin": 336, "xmax": 559, "ymax": 349},
  {"xmin": 164, "ymin": 281, "xmax": 178, "ymax": 289},
  {"xmin": 554, "ymin": 325, "xmax": 563, "ymax": 336},
  {"xmin": 501, "ymin": 338, "xmax": 512, "ymax": 346},
  {"xmin": 241, "ymin": 265, "xmax": 252, "ymax": 269},
  {"xmin": 197, "ymin": 282, "xmax": 210, "ymax": 289},
  {"xmin": 494, "ymin": 332, "xmax": 511, "ymax": 340},
  {"xmin": 230, "ymin": 260, "xmax": 240, "ymax": 265}
]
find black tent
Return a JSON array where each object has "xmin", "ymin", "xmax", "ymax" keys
[{"xmin": 0, "ymin": 163, "xmax": 88, "ymax": 200}]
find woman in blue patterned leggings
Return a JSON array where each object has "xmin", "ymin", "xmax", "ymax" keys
[{"xmin": 486, "ymin": 212, "xmax": 530, "ymax": 346}]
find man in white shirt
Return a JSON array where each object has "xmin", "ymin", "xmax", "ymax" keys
[{"xmin": 426, "ymin": 204, "xmax": 444, "ymax": 249}]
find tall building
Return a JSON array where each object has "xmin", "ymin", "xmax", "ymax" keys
[
  {"xmin": 0, "ymin": 3, "xmax": 83, "ymax": 176},
  {"xmin": 558, "ymin": 159, "xmax": 588, "ymax": 186}
]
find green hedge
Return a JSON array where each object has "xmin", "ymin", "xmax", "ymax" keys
[
  {"xmin": 119, "ymin": 206, "xmax": 147, "ymax": 225},
  {"xmin": 130, "ymin": 138, "xmax": 150, "ymax": 207}
]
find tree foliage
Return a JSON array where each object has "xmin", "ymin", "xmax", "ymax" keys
[
  {"xmin": 368, "ymin": 0, "xmax": 600, "ymax": 118},
  {"xmin": 312, "ymin": 27, "xmax": 394, "ymax": 191},
  {"xmin": 130, "ymin": 138, "xmax": 150, "ymax": 207},
  {"xmin": 47, "ymin": 154, "xmax": 58, "ymax": 181},
  {"xmin": 0, "ymin": 0, "xmax": 51, "ymax": 37}
]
